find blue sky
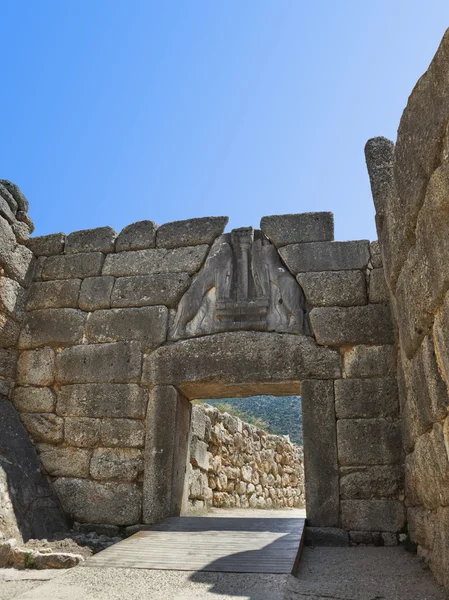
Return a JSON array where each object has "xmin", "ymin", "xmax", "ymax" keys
[{"xmin": 2, "ymin": 2, "xmax": 449, "ymax": 240}]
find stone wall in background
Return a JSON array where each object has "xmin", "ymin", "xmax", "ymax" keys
[
  {"xmin": 365, "ymin": 28, "xmax": 449, "ymax": 590},
  {"xmin": 187, "ymin": 404, "xmax": 305, "ymax": 510}
]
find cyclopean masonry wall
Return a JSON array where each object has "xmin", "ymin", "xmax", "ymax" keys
[
  {"xmin": 365, "ymin": 28, "xmax": 449, "ymax": 590},
  {"xmin": 187, "ymin": 404, "xmax": 305, "ymax": 511}
]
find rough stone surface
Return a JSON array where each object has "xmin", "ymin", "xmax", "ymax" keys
[
  {"xmin": 305, "ymin": 527, "xmax": 349, "ymax": 547},
  {"xmin": 335, "ymin": 378, "xmax": 399, "ymax": 419},
  {"xmin": 27, "ymin": 279, "xmax": 81, "ymax": 310},
  {"xmin": 26, "ymin": 233, "xmax": 66, "ymax": 256},
  {"xmin": 0, "ymin": 348, "xmax": 18, "ymax": 378},
  {"xmin": 16, "ymin": 348, "xmax": 55, "ymax": 386},
  {"xmin": 369, "ymin": 268, "xmax": 389, "ymax": 303},
  {"xmin": 115, "ymin": 220, "xmax": 158, "ymax": 252},
  {"xmin": 19, "ymin": 308, "xmax": 85, "ymax": 348},
  {"xmin": 280, "ymin": 240, "xmax": 370, "ymax": 274},
  {"xmin": 370, "ymin": 240, "xmax": 383, "ymax": 268},
  {"xmin": 38, "ymin": 445, "xmax": 91, "ymax": 478},
  {"xmin": 79, "ymin": 276, "xmax": 114, "ymax": 311},
  {"xmin": 156, "ymin": 217, "xmax": 228, "ymax": 248},
  {"xmin": 12, "ymin": 387, "xmax": 55, "ymax": 413},
  {"xmin": 20, "ymin": 413, "xmax": 64, "ymax": 444},
  {"xmin": 340, "ymin": 465, "xmax": 404, "ymax": 499},
  {"xmin": 65, "ymin": 227, "xmax": 117, "ymax": 254},
  {"xmin": 0, "ymin": 277, "xmax": 27, "ymax": 317},
  {"xmin": 100, "ymin": 419, "xmax": 145, "ymax": 447},
  {"xmin": 64, "ymin": 417, "xmax": 101, "ymax": 448},
  {"xmin": 260, "ymin": 213, "xmax": 334, "ymax": 247},
  {"xmin": 0, "ymin": 312, "xmax": 20, "ymax": 347},
  {"xmin": 57, "ymin": 384, "xmax": 146, "ymax": 418},
  {"xmin": 42, "ymin": 252, "xmax": 105, "ymax": 280},
  {"xmin": 337, "ymin": 419, "xmax": 402, "ymax": 466},
  {"xmin": 343, "ymin": 345, "xmax": 396, "ymax": 378},
  {"xmin": 297, "ymin": 270, "xmax": 367, "ymax": 307},
  {"xmin": 90, "ymin": 448, "xmax": 143, "ymax": 481},
  {"xmin": 341, "ymin": 499, "xmax": 406, "ymax": 532},
  {"xmin": 111, "ymin": 273, "xmax": 190, "ymax": 308}
]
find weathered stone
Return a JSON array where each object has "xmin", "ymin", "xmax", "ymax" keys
[
  {"xmin": 12, "ymin": 220, "xmax": 31, "ymax": 244},
  {"xmin": 16, "ymin": 210, "xmax": 34, "ymax": 234},
  {"xmin": 407, "ymin": 506, "xmax": 437, "ymax": 549},
  {"xmin": 433, "ymin": 291, "xmax": 449, "ymax": 392},
  {"xmin": 20, "ymin": 413, "xmax": 64, "ymax": 443},
  {"xmin": 78, "ymin": 276, "xmax": 114, "ymax": 311},
  {"xmin": 115, "ymin": 220, "xmax": 158, "ymax": 252},
  {"xmin": 33, "ymin": 256, "xmax": 46, "ymax": 281},
  {"xmin": 27, "ymin": 279, "xmax": 81, "ymax": 311},
  {"xmin": 57, "ymin": 383, "xmax": 146, "ymax": 418},
  {"xmin": 42, "ymin": 252, "xmax": 104, "ymax": 280},
  {"xmin": 0, "ymin": 183, "xmax": 17, "ymax": 212},
  {"xmin": 301, "ymin": 380, "xmax": 339, "ymax": 527},
  {"xmin": 90, "ymin": 448, "xmax": 143, "ymax": 481},
  {"xmin": 56, "ymin": 342, "xmax": 141, "ymax": 384},
  {"xmin": 280, "ymin": 241, "xmax": 370, "ymax": 274},
  {"xmin": 0, "ymin": 243, "xmax": 35, "ymax": 287},
  {"xmin": 340, "ymin": 465, "xmax": 404, "ymax": 499},
  {"xmin": 64, "ymin": 417, "xmax": 101, "ymax": 448},
  {"xmin": 100, "ymin": 419, "xmax": 145, "ymax": 447},
  {"xmin": 0, "ymin": 195, "xmax": 16, "ymax": 224},
  {"xmin": 369, "ymin": 268, "xmax": 389, "ymax": 303},
  {"xmin": 364, "ymin": 137, "xmax": 395, "ymax": 230},
  {"xmin": 191, "ymin": 437, "xmax": 209, "ymax": 470},
  {"xmin": 19, "ymin": 308, "xmax": 85, "ymax": 349},
  {"xmin": 85, "ymin": 306, "xmax": 167, "ymax": 351},
  {"xmin": 0, "ymin": 277, "xmax": 26, "ymax": 317},
  {"xmin": 38, "ymin": 445, "xmax": 91, "ymax": 478},
  {"xmin": 0, "ymin": 348, "xmax": 17, "ymax": 378},
  {"xmin": 12, "ymin": 387, "xmax": 55, "ymax": 413},
  {"xmin": 370, "ymin": 241, "xmax": 382, "ymax": 268},
  {"xmin": 156, "ymin": 217, "xmax": 228, "ymax": 249},
  {"xmin": 0, "ymin": 380, "xmax": 10, "ymax": 396},
  {"xmin": 310, "ymin": 304, "xmax": 395, "ymax": 346},
  {"xmin": 111, "ymin": 273, "xmax": 191, "ymax": 309},
  {"xmin": 349, "ymin": 531, "xmax": 374, "ymax": 545},
  {"xmin": 341, "ymin": 499, "xmax": 406, "ymax": 532},
  {"xmin": 337, "ymin": 419, "xmax": 402, "ymax": 466},
  {"xmin": 16, "ymin": 348, "xmax": 55, "ymax": 386},
  {"xmin": 260, "ymin": 213, "xmax": 334, "ymax": 247},
  {"xmin": 26, "ymin": 233, "xmax": 66, "ymax": 256},
  {"xmin": 34, "ymin": 552, "xmax": 84, "ymax": 569},
  {"xmin": 0, "ymin": 313, "xmax": 20, "ymax": 347},
  {"xmin": 343, "ymin": 345, "xmax": 396, "ymax": 378},
  {"xmin": 431, "ymin": 506, "xmax": 449, "ymax": 589},
  {"xmin": 297, "ymin": 270, "xmax": 367, "ymax": 307},
  {"xmin": 65, "ymin": 227, "xmax": 117, "ymax": 254},
  {"xmin": 0, "ymin": 215, "xmax": 15, "ymax": 252},
  {"xmin": 0, "ymin": 180, "xmax": 29, "ymax": 212},
  {"xmin": 190, "ymin": 405, "xmax": 209, "ymax": 441},
  {"xmin": 143, "ymin": 332, "xmax": 340, "ymax": 395},
  {"xmin": 335, "ymin": 378, "xmax": 399, "ymax": 419},
  {"xmin": 103, "ymin": 245, "xmax": 208, "ymax": 277},
  {"xmin": 304, "ymin": 527, "xmax": 349, "ymax": 547},
  {"xmin": 54, "ymin": 478, "xmax": 141, "ymax": 525}
]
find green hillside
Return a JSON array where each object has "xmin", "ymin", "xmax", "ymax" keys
[{"xmin": 201, "ymin": 396, "xmax": 303, "ymax": 445}]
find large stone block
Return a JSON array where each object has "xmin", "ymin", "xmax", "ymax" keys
[
  {"xmin": 156, "ymin": 217, "xmax": 228, "ymax": 248},
  {"xmin": 111, "ymin": 273, "xmax": 191, "ymax": 309},
  {"xmin": 85, "ymin": 306, "xmax": 168, "ymax": 351},
  {"xmin": 115, "ymin": 220, "xmax": 158, "ymax": 252},
  {"xmin": 0, "ymin": 277, "xmax": 26, "ymax": 318},
  {"xmin": 19, "ymin": 308, "xmax": 85, "ymax": 349},
  {"xmin": 57, "ymin": 383, "xmax": 146, "ymax": 418},
  {"xmin": 364, "ymin": 137, "xmax": 395, "ymax": 231},
  {"xmin": 0, "ymin": 348, "xmax": 17, "ymax": 378},
  {"xmin": 142, "ymin": 332, "xmax": 341, "ymax": 394},
  {"xmin": 90, "ymin": 448, "xmax": 143, "ymax": 481},
  {"xmin": 65, "ymin": 227, "xmax": 117, "ymax": 254},
  {"xmin": 26, "ymin": 279, "xmax": 81, "ymax": 311},
  {"xmin": 37, "ymin": 445, "xmax": 91, "ymax": 478},
  {"xmin": 191, "ymin": 404, "xmax": 209, "ymax": 441},
  {"xmin": 340, "ymin": 465, "xmax": 404, "ymax": 499},
  {"xmin": 407, "ymin": 506, "xmax": 437, "ymax": 550},
  {"xmin": 369, "ymin": 268, "xmax": 389, "ymax": 304},
  {"xmin": 279, "ymin": 240, "xmax": 370, "ymax": 274},
  {"xmin": 191, "ymin": 437, "xmax": 209, "ymax": 471},
  {"xmin": 53, "ymin": 478, "xmax": 142, "ymax": 525},
  {"xmin": 341, "ymin": 499, "xmax": 405, "ymax": 532},
  {"xmin": 16, "ymin": 348, "xmax": 55, "ymax": 386},
  {"xmin": 0, "ymin": 313, "xmax": 20, "ymax": 347},
  {"xmin": 301, "ymin": 380, "xmax": 339, "ymax": 527},
  {"xmin": 0, "ymin": 180, "xmax": 29, "ymax": 212},
  {"xmin": 369, "ymin": 241, "xmax": 382, "ymax": 268},
  {"xmin": 260, "ymin": 213, "xmax": 334, "ymax": 247},
  {"xmin": 427, "ymin": 506, "xmax": 449, "ymax": 589},
  {"xmin": 310, "ymin": 305, "xmax": 395, "ymax": 346},
  {"xmin": 337, "ymin": 419, "xmax": 402, "ymax": 466},
  {"xmin": 78, "ymin": 276, "xmax": 114, "ymax": 311},
  {"xmin": 102, "ymin": 245, "xmax": 209, "ymax": 277},
  {"xmin": 12, "ymin": 387, "xmax": 55, "ymax": 413},
  {"xmin": 100, "ymin": 419, "xmax": 145, "ymax": 447},
  {"xmin": 20, "ymin": 413, "xmax": 64, "ymax": 444},
  {"xmin": 297, "ymin": 270, "xmax": 367, "ymax": 307},
  {"xmin": 335, "ymin": 378, "xmax": 398, "ymax": 419},
  {"xmin": 343, "ymin": 345, "xmax": 396, "ymax": 378},
  {"xmin": 42, "ymin": 252, "xmax": 104, "ymax": 280},
  {"xmin": 433, "ymin": 290, "xmax": 449, "ymax": 392},
  {"xmin": 64, "ymin": 417, "xmax": 101, "ymax": 448},
  {"xmin": 26, "ymin": 233, "xmax": 66, "ymax": 256},
  {"xmin": 56, "ymin": 342, "xmax": 141, "ymax": 384}
]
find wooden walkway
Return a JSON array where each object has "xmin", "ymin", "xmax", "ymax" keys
[{"xmin": 84, "ymin": 510, "xmax": 305, "ymax": 574}]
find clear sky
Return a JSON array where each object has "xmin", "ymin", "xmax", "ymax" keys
[{"xmin": 2, "ymin": 2, "xmax": 449, "ymax": 240}]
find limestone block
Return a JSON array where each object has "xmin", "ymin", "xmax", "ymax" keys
[
  {"xmin": 90, "ymin": 448, "xmax": 143, "ymax": 481},
  {"xmin": 57, "ymin": 383, "xmax": 146, "ymax": 417},
  {"xmin": 0, "ymin": 313, "xmax": 20, "ymax": 347},
  {"xmin": 33, "ymin": 256, "xmax": 46, "ymax": 281},
  {"xmin": 12, "ymin": 220, "xmax": 31, "ymax": 244},
  {"xmin": 0, "ymin": 380, "xmax": 10, "ymax": 396},
  {"xmin": 343, "ymin": 345, "xmax": 396, "ymax": 378},
  {"xmin": 190, "ymin": 404, "xmax": 208, "ymax": 440},
  {"xmin": 115, "ymin": 220, "xmax": 158, "ymax": 252},
  {"xmin": 337, "ymin": 419, "xmax": 402, "ymax": 466},
  {"xmin": 407, "ymin": 506, "xmax": 436, "ymax": 550},
  {"xmin": 341, "ymin": 499, "xmax": 405, "ymax": 532},
  {"xmin": 111, "ymin": 273, "xmax": 190, "ymax": 309},
  {"xmin": 0, "ymin": 180, "xmax": 29, "ymax": 212},
  {"xmin": 368, "ymin": 268, "xmax": 389, "ymax": 303},
  {"xmin": 191, "ymin": 437, "xmax": 209, "ymax": 470},
  {"xmin": 0, "ymin": 195, "xmax": 16, "ymax": 224},
  {"xmin": 370, "ymin": 241, "xmax": 382, "ymax": 268},
  {"xmin": 19, "ymin": 308, "xmax": 85, "ymax": 349},
  {"xmin": 0, "ymin": 215, "xmax": 15, "ymax": 252},
  {"xmin": 0, "ymin": 348, "xmax": 17, "ymax": 378},
  {"xmin": 433, "ymin": 291, "xmax": 449, "ymax": 392},
  {"xmin": 37, "ymin": 445, "xmax": 91, "ymax": 478},
  {"xmin": 310, "ymin": 305, "xmax": 395, "ymax": 346},
  {"xmin": 12, "ymin": 387, "xmax": 55, "ymax": 413},
  {"xmin": 85, "ymin": 306, "xmax": 168, "ymax": 351},
  {"xmin": 156, "ymin": 217, "xmax": 228, "ymax": 248},
  {"xmin": 16, "ymin": 348, "xmax": 55, "ymax": 386},
  {"xmin": 339, "ymin": 465, "xmax": 404, "ymax": 499},
  {"xmin": 20, "ymin": 413, "xmax": 64, "ymax": 443},
  {"xmin": 27, "ymin": 279, "xmax": 81, "ymax": 311},
  {"xmin": 280, "ymin": 240, "xmax": 370, "ymax": 274},
  {"xmin": 335, "ymin": 378, "xmax": 399, "ymax": 419},
  {"xmin": 100, "ymin": 419, "xmax": 145, "ymax": 447},
  {"xmin": 0, "ymin": 182, "xmax": 17, "ymax": 212},
  {"xmin": 26, "ymin": 233, "xmax": 66, "ymax": 256},
  {"xmin": 304, "ymin": 527, "xmax": 349, "ymax": 547},
  {"xmin": 42, "ymin": 252, "xmax": 104, "ymax": 280},
  {"xmin": 64, "ymin": 417, "xmax": 101, "ymax": 447},
  {"xmin": 297, "ymin": 270, "xmax": 367, "ymax": 307},
  {"xmin": 103, "ymin": 245, "xmax": 209, "ymax": 277},
  {"xmin": 53, "ymin": 478, "xmax": 142, "ymax": 525},
  {"xmin": 56, "ymin": 342, "xmax": 141, "ymax": 384},
  {"xmin": 0, "ymin": 245, "xmax": 35, "ymax": 288},
  {"xmin": 0, "ymin": 277, "xmax": 26, "ymax": 317},
  {"xmin": 260, "ymin": 212, "xmax": 334, "ymax": 248},
  {"xmin": 65, "ymin": 226, "xmax": 117, "ymax": 254},
  {"xmin": 364, "ymin": 137, "xmax": 394, "ymax": 230},
  {"xmin": 78, "ymin": 276, "xmax": 114, "ymax": 311}
]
